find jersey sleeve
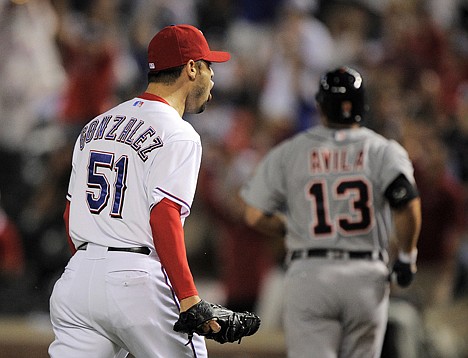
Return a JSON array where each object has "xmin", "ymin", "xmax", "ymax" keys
[
  {"xmin": 378, "ymin": 140, "xmax": 416, "ymax": 194},
  {"xmin": 147, "ymin": 140, "xmax": 202, "ymax": 218},
  {"xmin": 150, "ymin": 198, "xmax": 198, "ymax": 300},
  {"xmin": 240, "ymin": 143, "xmax": 287, "ymax": 214}
]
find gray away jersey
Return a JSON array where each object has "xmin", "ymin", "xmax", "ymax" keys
[{"xmin": 241, "ymin": 125, "xmax": 416, "ymax": 252}]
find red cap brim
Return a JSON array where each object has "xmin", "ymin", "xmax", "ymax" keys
[{"xmin": 204, "ymin": 50, "xmax": 231, "ymax": 63}]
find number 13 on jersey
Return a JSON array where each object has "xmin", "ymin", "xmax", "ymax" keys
[{"xmin": 307, "ymin": 176, "xmax": 373, "ymax": 238}]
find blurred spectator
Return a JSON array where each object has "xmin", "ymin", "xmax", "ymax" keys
[
  {"xmin": 197, "ymin": 0, "xmax": 234, "ymax": 39},
  {"xmin": 0, "ymin": 0, "xmax": 66, "ymax": 217},
  {"xmin": 127, "ymin": 0, "xmax": 199, "ymax": 94},
  {"xmin": 381, "ymin": 1, "xmax": 445, "ymax": 74},
  {"xmin": 427, "ymin": 0, "xmax": 460, "ymax": 29},
  {"xmin": 444, "ymin": 82, "xmax": 468, "ymax": 300},
  {"xmin": 0, "ymin": 0, "xmax": 65, "ymax": 150},
  {"xmin": 0, "ymin": 204, "xmax": 24, "ymax": 280},
  {"xmin": 0, "ymin": 1, "xmax": 466, "ymax": 355},
  {"xmin": 0, "ymin": 202, "xmax": 26, "ymax": 313},
  {"xmin": 443, "ymin": 82, "xmax": 468, "ymax": 186},
  {"xmin": 195, "ymin": 107, "xmax": 277, "ymax": 313},
  {"xmin": 222, "ymin": 0, "xmax": 283, "ymax": 110},
  {"xmin": 15, "ymin": 0, "xmax": 130, "ymax": 308},
  {"xmin": 365, "ymin": 65, "xmax": 407, "ymax": 140},
  {"xmin": 399, "ymin": 120, "xmax": 466, "ymax": 309},
  {"xmin": 55, "ymin": 0, "xmax": 119, "ymax": 137},
  {"xmin": 258, "ymin": 0, "xmax": 334, "ymax": 140},
  {"xmin": 19, "ymin": 140, "xmax": 73, "ymax": 311},
  {"xmin": 454, "ymin": 238, "xmax": 468, "ymax": 299},
  {"xmin": 319, "ymin": 0, "xmax": 379, "ymax": 66},
  {"xmin": 380, "ymin": 0, "xmax": 468, "ymax": 119}
]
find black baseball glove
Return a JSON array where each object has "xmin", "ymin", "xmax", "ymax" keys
[
  {"xmin": 173, "ymin": 300, "xmax": 261, "ymax": 344},
  {"xmin": 390, "ymin": 259, "xmax": 415, "ymax": 287}
]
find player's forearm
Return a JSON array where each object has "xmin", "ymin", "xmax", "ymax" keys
[
  {"xmin": 392, "ymin": 197, "xmax": 421, "ymax": 254},
  {"xmin": 244, "ymin": 204, "xmax": 286, "ymax": 239}
]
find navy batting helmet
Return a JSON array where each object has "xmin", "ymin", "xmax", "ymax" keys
[{"xmin": 315, "ymin": 67, "xmax": 367, "ymax": 124}]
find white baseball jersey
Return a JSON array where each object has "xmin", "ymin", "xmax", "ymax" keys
[
  {"xmin": 241, "ymin": 124, "xmax": 416, "ymax": 253},
  {"xmin": 67, "ymin": 94, "xmax": 201, "ymax": 249},
  {"xmin": 50, "ymin": 94, "xmax": 208, "ymax": 358}
]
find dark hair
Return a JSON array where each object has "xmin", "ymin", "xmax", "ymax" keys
[
  {"xmin": 147, "ymin": 61, "xmax": 206, "ymax": 84},
  {"xmin": 147, "ymin": 65, "xmax": 185, "ymax": 84}
]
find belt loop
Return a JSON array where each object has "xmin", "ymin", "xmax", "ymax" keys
[
  {"xmin": 76, "ymin": 242, "xmax": 87, "ymax": 251},
  {"xmin": 379, "ymin": 250, "xmax": 389, "ymax": 264},
  {"xmin": 284, "ymin": 251, "xmax": 293, "ymax": 268},
  {"xmin": 284, "ymin": 252, "xmax": 291, "ymax": 268},
  {"xmin": 285, "ymin": 249, "xmax": 303, "ymax": 267},
  {"xmin": 84, "ymin": 242, "xmax": 108, "ymax": 259}
]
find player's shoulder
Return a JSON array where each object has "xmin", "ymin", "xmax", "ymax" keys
[
  {"xmin": 354, "ymin": 127, "xmax": 411, "ymax": 164},
  {"xmin": 358, "ymin": 127, "xmax": 390, "ymax": 144},
  {"xmin": 361, "ymin": 127, "xmax": 406, "ymax": 150},
  {"xmin": 115, "ymin": 97, "xmax": 200, "ymax": 143}
]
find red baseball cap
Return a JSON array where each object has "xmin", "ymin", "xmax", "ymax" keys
[{"xmin": 148, "ymin": 24, "xmax": 231, "ymax": 72}]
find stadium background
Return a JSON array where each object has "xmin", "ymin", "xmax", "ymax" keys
[{"xmin": 0, "ymin": 0, "xmax": 467, "ymax": 357}]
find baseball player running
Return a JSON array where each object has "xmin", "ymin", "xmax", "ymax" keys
[
  {"xmin": 48, "ymin": 24, "xmax": 259, "ymax": 358},
  {"xmin": 241, "ymin": 67, "xmax": 421, "ymax": 358}
]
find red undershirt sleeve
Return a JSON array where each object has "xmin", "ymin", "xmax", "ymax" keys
[
  {"xmin": 63, "ymin": 200, "xmax": 76, "ymax": 255},
  {"xmin": 150, "ymin": 197, "xmax": 198, "ymax": 300}
]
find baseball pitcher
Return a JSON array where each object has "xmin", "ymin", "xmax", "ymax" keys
[{"xmin": 48, "ymin": 24, "xmax": 259, "ymax": 358}]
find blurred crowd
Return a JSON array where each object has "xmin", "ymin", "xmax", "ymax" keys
[{"xmin": 0, "ymin": 0, "xmax": 467, "ymax": 356}]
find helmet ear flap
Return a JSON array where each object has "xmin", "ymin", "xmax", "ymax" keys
[{"xmin": 315, "ymin": 90, "xmax": 323, "ymax": 104}]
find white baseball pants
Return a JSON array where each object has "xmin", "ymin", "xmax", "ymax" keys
[{"xmin": 49, "ymin": 242, "xmax": 207, "ymax": 358}]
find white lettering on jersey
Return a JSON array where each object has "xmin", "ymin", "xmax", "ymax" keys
[{"xmin": 309, "ymin": 148, "xmax": 364, "ymax": 174}]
